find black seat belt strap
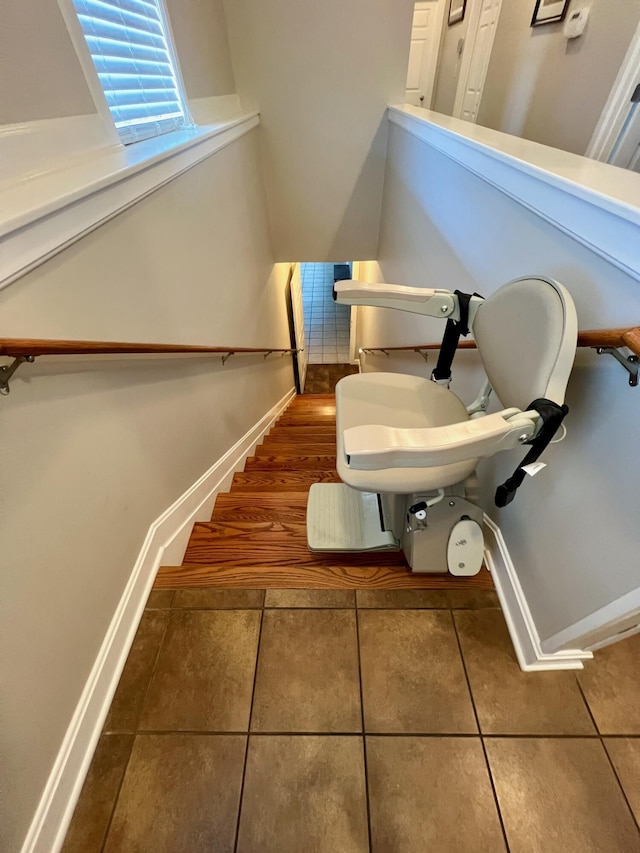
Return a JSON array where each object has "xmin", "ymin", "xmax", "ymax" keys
[
  {"xmin": 432, "ymin": 290, "xmax": 476, "ymax": 383},
  {"xmin": 495, "ymin": 398, "xmax": 569, "ymax": 508}
]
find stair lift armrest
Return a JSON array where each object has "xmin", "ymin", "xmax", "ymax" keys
[
  {"xmin": 334, "ymin": 280, "xmax": 459, "ymax": 318},
  {"xmin": 342, "ymin": 411, "xmax": 539, "ymax": 470}
]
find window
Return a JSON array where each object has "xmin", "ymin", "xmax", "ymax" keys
[{"xmin": 72, "ymin": 0, "xmax": 189, "ymax": 144}]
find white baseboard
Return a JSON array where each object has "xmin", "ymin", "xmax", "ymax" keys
[
  {"xmin": 21, "ymin": 386, "xmax": 296, "ymax": 853},
  {"xmin": 483, "ymin": 514, "xmax": 593, "ymax": 672}
]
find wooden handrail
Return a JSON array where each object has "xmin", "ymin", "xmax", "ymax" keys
[
  {"xmin": 622, "ymin": 328, "xmax": 640, "ymax": 356},
  {"xmin": 2, "ymin": 329, "xmax": 636, "ymax": 358},
  {"xmin": 0, "ymin": 339, "xmax": 296, "ymax": 357},
  {"xmin": 360, "ymin": 327, "xmax": 640, "ymax": 358}
]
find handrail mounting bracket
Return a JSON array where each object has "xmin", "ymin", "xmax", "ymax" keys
[
  {"xmin": 595, "ymin": 346, "xmax": 638, "ymax": 387},
  {"xmin": 0, "ymin": 355, "xmax": 35, "ymax": 395}
]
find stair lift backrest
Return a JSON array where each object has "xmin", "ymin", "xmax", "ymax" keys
[{"xmin": 472, "ymin": 277, "xmax": 578, "ymax": 411}]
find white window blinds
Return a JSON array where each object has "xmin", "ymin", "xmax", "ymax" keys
[{"xmin": 73, "ymin": 0, "xmax": 188, "ymax": 144}]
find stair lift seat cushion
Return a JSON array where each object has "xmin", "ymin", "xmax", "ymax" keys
[
  {"xmin": 335, "ymin": 372, "xmax": 478, "ymax": 493},
  {"xmin": 473, "ymin": 276, "xmax": 577, "ymax": 410}
]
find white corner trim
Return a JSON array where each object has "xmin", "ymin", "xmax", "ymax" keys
[
  {"xmin": 0, "ymin": 112, "xmax": 260, "ymax": 291},
  {"xmin": 586, "ymin": 20, "xmax": 640, "ymax": 162},
  {"xmin": 20, "ymin": 386, "xmax": 295, "ymax": 853},
  {"xmin": 483, "ymin": 514, "xmax": 592, "ymax": 671},
  {"xmin": 388, "ymin": 105, "xmax": 640, "ymax": 283}
]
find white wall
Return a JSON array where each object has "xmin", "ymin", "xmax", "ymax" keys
[
  {"xmin": 165, "ymin": 0, "xmax": 236, "ymax": 99},
  {"xmin": 477, "ymin": 0, "xmax": 640, "ymax": 155},
  {"xmin": 222, "ymin": 0, "xmax": 415, "ymax": 262},
  {"xmin": 357, "ymin": 122, "xmax": 640, "ymax": 643},
  {"xmin": 1, "ymin": 0, "xmax": 96, "ymax": 124},
  {"xmin": 0, "ymin": 131, "xmax": 293, "ymax": 853}
]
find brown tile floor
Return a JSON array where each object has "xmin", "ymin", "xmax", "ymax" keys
[
  {"xmin": 304, "ymin": 362, "xmax": 359, "ymax": 394},
  {"xmin": 63, "ymin": 591, "xmax": 640, "ymax": 853}
]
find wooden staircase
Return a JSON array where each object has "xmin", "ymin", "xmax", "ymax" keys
[{"xmin": 154, "ymin": 394, "xmax": 494, "ymax": 590}]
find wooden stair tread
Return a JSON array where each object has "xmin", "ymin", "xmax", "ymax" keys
[
  {"xmin": 275, "ymin": 420, "xmax": 336, "ymax": 428},
  {"xmin": 212, "ymin": 492, "xmax": 308, "ymax": 522},
  {"xmin": 154, "ymin": 393, "xmax": 496, "ymax": 592},
  {"xmin": 155, "ymin": 564, "xmax": 494, "ymax": 589},
  {"xmin": 286, "ymin": 400, "xmax": 335, "ymax": 409},
  {"xmin": 265, "ymin": 421, "xmax": 336, "ymax": 432},
  {"xmin": 261, "ymin": 439, "xmax": 335, "ymax": 447},
  {"xmin": 183, "ymin": 520, "xmax": 405, "ymax": 567},
  {"xmin": 212, "ymin": 508, "xmax": 308, "ymax": 522},
  {"xmin": 231, "ymin": 470, "xmax": 340, "ymax": 490},
  {"xmin": 254, "ymin": 444, "xmax": 336, "ymax": 456},
  {"xmin": 263, "ymin": 429, "xmax": 336, "ymax": 440},
  {"xmin": 214, "ymin": 492, "xmax": 308, "ymax": 507}
]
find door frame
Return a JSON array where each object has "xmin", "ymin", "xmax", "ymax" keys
[
  {"xmin": 405, "ymin": 0, "xmax": 448, "ymax": 109},
  {"xmin": 349, "ymin": 261, "xmax": 361, "ymax": 364},
  {"xmin": 452, "ymin": 0, "xmax": 503, "ymax": 122},
  {"xmin": 586, "ymin": 19, "xmax": 640, "ymax": 162},
  {"xmin": 288, "ymin": 263, "xmax": 307, "ymax": 393}
]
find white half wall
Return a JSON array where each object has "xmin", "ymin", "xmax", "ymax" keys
[
  {"xmin": 222, "ymin": 0, "xmax": 415, "ymax": 261},
  {"xmin": 358, "ymin": 120, "xmax": 640, "ymax": 650},
  {"xmin": 0, "ymin": 131, "xmax": 294, "ymax": 853}
]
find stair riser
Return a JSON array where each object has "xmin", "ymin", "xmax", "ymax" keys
[
  {"xmin": 244, "ymin": 457, "xmax": 337, "ymax": 471},
  {"xmin": 264, "ymin": 428, "xmax": 336, "ymax": 438}
]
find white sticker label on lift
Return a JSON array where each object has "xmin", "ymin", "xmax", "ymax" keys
[{"xmin": 522, "ymin": 462, "xmax": 547, "ymax": 477}]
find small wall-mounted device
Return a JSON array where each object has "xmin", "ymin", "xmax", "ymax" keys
[{"xmin": 564, "ymin": 7, "xmax": 589, "ymax": 39}]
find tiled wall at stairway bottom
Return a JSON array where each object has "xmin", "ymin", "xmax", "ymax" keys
[{"xmin": 301, "ymin": 263, "xmax": 351, "ymax": 364}]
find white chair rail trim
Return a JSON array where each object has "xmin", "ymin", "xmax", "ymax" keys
[
  {"xmin": 388, "ymin": 105, "xmax": 640, "ymax": 283},
  {"xmin": 0, "ymin": 112, "xmax": 259, "ymax": 291}
]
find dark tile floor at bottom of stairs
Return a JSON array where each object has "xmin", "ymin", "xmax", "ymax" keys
[
  {"xmin": 62, "ymin": 588, "xmax": 640, "ymax": 853},
  {"xmin": 303, "ymin": 362, "xmax": 359, "ymax": 393}
]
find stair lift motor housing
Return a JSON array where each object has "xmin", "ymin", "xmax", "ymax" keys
[{"xmin": 400, "ymin": 490, "xmax": 484, "ymax": 575}]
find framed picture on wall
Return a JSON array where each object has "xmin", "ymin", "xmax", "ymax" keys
[
  {"xmin": 531, "ymin": 0, "xmax": 570, "ymax": 27},
  {"xmin": 448, "ymin": 0, "xmax": 467, "ymax": 26}
]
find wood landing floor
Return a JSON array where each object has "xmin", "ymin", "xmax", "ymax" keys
[{"xmin": 154, "ymin": 393, "xmax": 495, "ymax": 591}]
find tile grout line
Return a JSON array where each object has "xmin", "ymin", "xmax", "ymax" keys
[
  {"xmin": 97, "ymin": 735, "xmax": 134, "ymax": 853},
  {"xmin": 99, "ymin": 607, "xmax": 173, "ymax": 852},
  {"xmin": 450, "ymin": 610, "xmax": 512, "ymax": 853},
  {"xmin": 233, "ymin": 603, "xmax": 265, "ymax": 853},
  {"xmin": 575, "ymin": 678, "xmax": 640, "ymax": 836},
  {"xmin": 354, "ymin": 605, "xmax": 374, "ymax": 853},
  {"xmin": 129, "ymin": 729, "xmax": 607, "ymax": 738}
]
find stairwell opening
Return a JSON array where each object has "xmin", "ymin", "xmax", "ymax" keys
[{"xmin": 301, "ymin": 262, "xmax": 353, "ymax": 365}]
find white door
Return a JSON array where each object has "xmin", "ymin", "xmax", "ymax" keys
[
  {"xmin": 405, "ymin": 0, "xmax": 446, "ymax": 109},
  {"xmin": 453, "ymin": 0, "xmax": 502, "ymax": 122},
  {"xmin": 290, "ymin": 263, "xmax": 307, "ymax": 392},
  {"xmin": 609, "ymin": 89, "xmax": 640, "ymax": 172}
]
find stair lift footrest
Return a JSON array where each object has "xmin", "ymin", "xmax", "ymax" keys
[{"xmin": 307, "ymin": 483, "xmax": 398, "ymax": 552}]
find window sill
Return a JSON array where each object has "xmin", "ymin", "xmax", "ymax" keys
[{"xmin": 0, "ymin": 110, "xmax": 259, "ymax": 290}]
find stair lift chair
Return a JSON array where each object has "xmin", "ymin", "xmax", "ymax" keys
[{"xmin": 306, "ymin": 276, "xmax": 577, "ymax": 575}]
